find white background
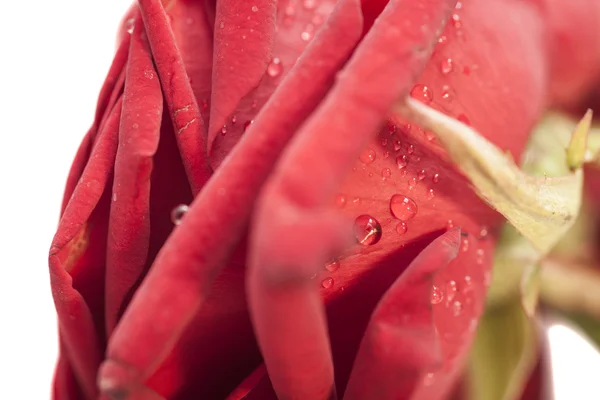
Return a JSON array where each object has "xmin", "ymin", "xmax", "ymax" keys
[{"xmin": 0, "ymin": 1, "xmax": 599, "ymax": 399}]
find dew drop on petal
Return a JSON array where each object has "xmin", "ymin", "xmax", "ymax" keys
[
  {"xmin": 381, "ymin": 168, "xmax": 392, "ymax": 179},
  {"xmin": 458, "ymin": 114, "xmax": 471, "ymax": 125},
  {"xmin": 388, "ymin": 123, "xmax": 398, "ymax": 135},
  {"xmin": 452, "ymin": 301, "xmax": 463, "ymax": 316},
  {"xmin": 284, "ymin": 3, "xmax": 295, "ymax": 16},
  {"xmin": 112, "ymin": 193, "xmax": 117, "ymax": 202},
  {"xmin": 396, "ymin": 220, "xmax": 407, "ymax": 235},
  {"xmin": 335, "ymin": 194, "xmax": 346, "ymax": 208},
  {"xmin": 396, "ymin": 155, "xmax": 408, "ymax": 169},
  {"xmin": 300, "ymin": 28, "xmax": 313, "ymax": 42},
  {"xmin": 407, "ymin": 144, "xmax": 415, "ymax": 155},
  {"xmin": 408, "ymin": 177, "xmax": 418, "ymax": 190},
  {"xmin": 462, "ymin": 238, "xmax": 470, "ymax": 252},
  {"xmin": 425, "ymin": 131, "xmax": 436, "ymax": 142},
  {"xmin": 446, "ymin": 220, "xmax": 454, "ymax": 230},
  {"xmin": 325, "ymin": 260, "xmax": 340, "ymax": 272},
  {"xmin": 360, "ymin": 148, "xmax": 376, "ymax": 164},
  {"xmin": 446, "ymin": 280, "xmax": 457, "ymax": 301},
  {"xmin": 451, "ymin": 13, "xmax": 462, "ymax": 28},
  {"xmin": 432, "ymin": 173, "xmax": 440, "ymax": 184},
  {"xmin": 484, "ymin": 270, "xmax": 492, "ymax": 287},
  {"xmin": 479, "ymin": 226, "xmax": 489, "ymax": 238},
  {"xmin": 251, "ymin": 5, "xmax": 258, "ymax": 12},
  {"xmin": 171, "ymin": 204, "xmax": 189, "ymax": 225},
  {"xmin": 430, "ymin": 285, "xmax": 444, "ymax": 304},
  {"xmin": 125, "ymin": 18, "xmax": 135, "ymax": 34},
  {"xmin": 418, "ymin": 169, "xmax": 426, "ymax": 180},
  {"xmin": 243, "ymin": 120, "xmax": 254, "ymax": 132},
  {"xmin": 410, "ymin": 84, "xmax": 433, "ymax": 104},
  {"xmin": 423, "ymin": 372, "xmax": 435, "ymax": 387},
  {"xmin": 302, "ymin": 0, "xmax": 316, "ymax": 10},
  {"xmin": 440, "ymin": 58, "xmax": 453, "ymax": 75},
  {"xmin": 321, "ymin": 277, "xmax": 334, "ymax": 289},
  {"xmin": 393, "ymin": 139, "xmax": 402, "ymax": 152},
  {"xmin": 438, "ymin": 35, "xmax": 447, "ymax": 44},
  {"xmin": 464, "ymin": 275, "xmax": 473, "ymax": 292},
  {"xmin": 354, "ymin": 215, "xmax": 382, "ymax": 246},
  {"xmin": 427, "ymin": 189, "xmax": 435, "ymax": 199},
  {"xmin": 220, "ymin": 125, "xmax": 227, "ymax": 136},
  {"xmin": 441, "ymin": 85, "xmax": 453, "ymax": 101},
  {"xmin": 390, "ymin": 195, "xmax": 418, "ymax": 221},
  {"xmin": 267, "ymin": 57, "xmax": 282, "ymax": 77}
]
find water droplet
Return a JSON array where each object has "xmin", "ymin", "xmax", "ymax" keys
[
  {"xmin": 430, "ymin": 285, "xmax": 444, "ymax": 304},
  {"xmin": 427, "ymin": 189, "xmax": 435, "ymax": 199},
  {"xmin": 112, "ymin": 193, "xmax": 117, "ymax": 202},
  {"xmin": 423, "ymin": 372, "xmax": 435, "ymax": 386},
  {"xmin": 464, "ymin": 275, "xmax": 473, "ymax": 292},
  {"xmin": 455, "ymin": 1, "xmax": 463, "ymax": 9},
  {"xmin": 446, "ymin": 220, "xmax": 454, "ymax": 230},
  {"xmin": 352, "ymin": 197, "xmax": 360, "ymax": 204},
  {"xmin": 479, "ymin": 226, "xmax": 488, "ymax": 238},
  {"xmin": 418, "ymin": 169, "xmax": 426, "ymax": 180},
  {"xmin": 476, "ymin": 248, "xmax": 485, "ymax": 264},
  {"xmin": 335, "ymin": 194, "xmax": 346, "ymax": 208},
  {"xmin": 325, "ymin": 260, "xmax": 340, "ymax": 272},
  {"xmin": 381, "ymin": 168, "xmax": 392, "ymax": 179},
  {"xmin": 446, "ymin": 280, "xmax": 457, "ymax": 301},
  {"xmin": 251, "ymin": 5, "xmax": 258, "ymax": 12},
  {"xmin": 267, "ymin": 57, "xmax": 282, "ymax": 77},
  {"xmin": 438, "ymin": 35, "xmax": 447, "ymax": 44},
  {"xmin": 396, "ymin": 221, "xmax": 408, "ymax": 235},
  {"xmin": 452, "ymin": 301, "xmax": 463, "ymax": 316},
  {"xmin": 451, "ymin": 13, "xmax": 462, "ymax": 28},
  {"xmin": 383, "ymin": 151, "xmax": 390, "ymax": 159},
  {"xmin": 408, "ymin": 177, "xmax": 418, "ymax": 190},
  {"xmin": 360, "ymin": 148, "xmax": 376, "ymax": 164},
  {"xmin": 390, "ymin": 195, "xmax": 418, "ymax": 221},
  {"xmin": 440, "ymin": 58, "xmax": 453, "ymax": 75},
  {"xmin": 144, "ymin": 70, "xmax": 154, "ymax": 79},
  {"xmin": 302, "ymin": 0, "xmax": 316, "ymax": 9},
  {"xmin": 171, "ymin": 204, "xmax": 189, "ymax": 225},
  {"xmin": 353, "ymin": 215, "xmax": 383, "ymax": 246},
  {"xmin": 243, "ymin": 120, "xmax": 254, "ymax": 131},
  {"xmin": 388, "ymin": 123, "xmax": 398, "ymax": 135},
  {"xmin": 425, "ymin": 131, "xmax": 436, "ymax": 142},
  {"xmin": 393, "ymin": 139, "xmax": 402, "ymax": 152},
  {"xmin": 231, "ymin": 115, "xmax": 237, "ymax": 125},
  {"xmin": 458, "ymin": 114, "xmax": 471, "ymax": 125},
  {"xmin": 220, "ymin": 125, "xmax": 227, "ymax": 135},
  {"xmin": 407, "ymin": 144, "xmax": 415, "ymax": 155},
  {"xmin": 300, "ymin": 25, "xmax": 314, "ymax": 41},
  {"xmin": 462, "ymin": 238, "xmax": 469, "ymax": 252},
  {"xmin": 380, "ymin": 137, "xmax": 388, "ymax": 147},
  {"xmin": 441, "ymin": 86, "xmax": 453, "ymax": 103},
  {"xmin": 410, "ymin": 84, "xmax": 433, "ymax": 104},
  {"xmin": 284, "ymin": 3, "xmax": 295, "ymax": 16},
  {"xmin": 484, "ymin": 270, "xmax": 492, "ymax": 287},
  {"xmin": 125, "ymin": 18, "xmax": 135, "ymax": 34},
  {"xmin": 321, "ymin": 277, "xmax": 334, "ymax": 289}
]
